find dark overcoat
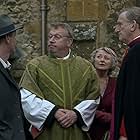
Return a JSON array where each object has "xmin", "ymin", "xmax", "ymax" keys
[
  {"xmin": 0, "ymin": 62, "xmax": 27, "ymax": 140},
  {"xmin": 114, "ymin": 37, "xmax": 140, "ymax": 140}
]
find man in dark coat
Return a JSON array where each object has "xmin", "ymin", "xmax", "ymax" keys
[
  {"xmin": 114, "ymin": 7, "xmax": 140, "ymax": 140},
  {"xmin": 0, "ymin": 14, "xmax": 32, "ymax": 140}
]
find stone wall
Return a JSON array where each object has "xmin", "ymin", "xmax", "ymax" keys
[{"xmin": 0, "ymin": 0, "xmax": 138, "ymax": 82}]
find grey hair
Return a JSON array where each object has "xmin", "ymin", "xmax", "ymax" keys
[
  {"xmin": 48, "ymin": 22, "xmax": 74, "ymax": 38},
  {"xmin": 91, "ymin": 47, "xmax": 118, "ymax": 76},
  {"xmin": 121, "ymin": 7, "xmax": 140, "ymax": 27}
]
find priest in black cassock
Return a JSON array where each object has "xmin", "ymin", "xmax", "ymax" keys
[{"xmin": 114, "ymin": 7, "xmax": 140, "ymax": 140}]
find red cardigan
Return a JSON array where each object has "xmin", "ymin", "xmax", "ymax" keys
[{"xmin": 89, "ymin": 77, "xmax": 116, "ymax": 140}]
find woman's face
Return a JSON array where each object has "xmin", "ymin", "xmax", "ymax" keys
[{"xmin": 94, "ymin": 50, "xmax": 112, "ymax": 71}]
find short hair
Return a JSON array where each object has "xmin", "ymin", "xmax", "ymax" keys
[
  {"xmin": 48, "ymin": 22, "xmax": 73, "ymax": 38},
  {"xmin": 91, "ymin": 47, "xmax": 118, "ymax": 76},
  {"xmin": 121, "ymin": 7, "xmax": 140, "ymax": 27}
]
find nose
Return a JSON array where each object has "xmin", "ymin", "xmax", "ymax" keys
[
  {"xmin": 99, "ymin": 57, "xmax": 105, "ymax": 62},
  {"xmin": 49, "ymin": 37, "xmax": 56, "ymax": 44},
  {"xmin": 113, "ymin": 25, "xmax": 116, "ymax": 30},
  {"xmin": 113, "ymin": 25, "xmax": 119, "ymax": 33}
]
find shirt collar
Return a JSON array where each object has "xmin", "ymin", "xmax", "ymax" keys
[{"xmin": 0, "ymin": 58, "xmax": 11, "ymax": 69}]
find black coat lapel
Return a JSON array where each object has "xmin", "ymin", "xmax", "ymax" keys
[{"xmin": 0, "ymin": 63, "xmax": 19, "ymax": 89}]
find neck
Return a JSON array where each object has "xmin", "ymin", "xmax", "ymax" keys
[
  {"xmin": 96, "ymin": 70, "xmax": 108, "ymax": 79},
  {"xmin": 97, "ymin": 70, "xmax": 109, "ymax": 96},
  {"xmin": 57, "ymin": 51, "xmax": 69, "ymax": 58},
  {"xmin": 0, "ymin": 53, "xmax": 9, "ymax": 62},
  {"xmin": 49, "ymin": 49, "xmax": 70, "ymax": 58},
  {"xmin": 0, "ymin": 45, "xmax": 10, "ymax": 62},
  {"xmin": 127, "ymin": 31, "xmax": 140, "ymax": 44}
]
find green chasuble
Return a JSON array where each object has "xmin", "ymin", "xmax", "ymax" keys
[{"xmin": 20, "ymin": 55, "xmax": 100, "ymax": 140}]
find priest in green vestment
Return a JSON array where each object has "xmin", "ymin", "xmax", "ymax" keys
[{"xmin": 20, "ymin": 23, "xmax": 100, "ymax": 140}]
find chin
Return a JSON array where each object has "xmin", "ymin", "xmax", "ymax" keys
[
  {"xmin": 49, "ymin": 48, "xmax": 56, "ymax": 53},
  {"xmin": 97, "ymin": 67, "xmax": 109, "ymax": 71},
  {"xmin": 49, "ymin": 50, "xmax": 56, "ymax": 55},
  {"xmin": 119, "ymin": 38, "xmax": 128, "ymax": 44}
]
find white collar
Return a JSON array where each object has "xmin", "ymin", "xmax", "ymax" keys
[
  {"xmin": 132, "ymin": 35, "xmax": 140, "ymax": 41},
  {"xmin": 0, "ymin": 58, "xmax": 11, "ymax": 69}
]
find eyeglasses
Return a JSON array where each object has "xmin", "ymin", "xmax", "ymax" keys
[{"xmin": 48, "ymin": 34, "xmax": 70, "ymax": 41}]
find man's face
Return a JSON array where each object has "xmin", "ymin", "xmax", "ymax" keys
[
  {"xmin": 48, "ymin": 27, "xmax": 72, "ymax": 58},
  {"xmin": 114, "ymin": 12, "xmax": 132, "ymax": 44}
]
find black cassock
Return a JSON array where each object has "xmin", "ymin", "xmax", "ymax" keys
[{"xmin": 114, "ymin": 37, "xmax": 140, "ymax": 140}]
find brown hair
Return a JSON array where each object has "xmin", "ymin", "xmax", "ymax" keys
[{"xmin": 48, "ymin": 22, "xmax": 73, "ymax": 38}]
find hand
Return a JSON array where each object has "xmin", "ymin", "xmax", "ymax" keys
[
  {"xmin": 57, "ymin": 109, "xmax": 77, "ymax": 128},
  {"xmin": 119, "ymin": 136, "xmax": 127, "ymax": 140},
  {"xmin": 54, "ymin": 109, "xmax": 66, "ymax": 121}
]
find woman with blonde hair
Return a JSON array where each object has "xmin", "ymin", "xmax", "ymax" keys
[{"xmin": 89, "ymin": 47, "xmax": 118, "ymax": 140}]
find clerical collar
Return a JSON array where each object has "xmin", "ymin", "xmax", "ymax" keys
[
  {"xmin": 128, "ymin": 35, "xmax": 140, "ymax": 48},
  {"xmin": 0, "ymin": 58, "xmax": 11, "ymax": 69},
  {"xmin": 57, "ymin": 49, "xmax": 71, "ymax": 60},
  {"xmin": 132, "ymin": 35, "xmax": 140, "ymax": 41}
]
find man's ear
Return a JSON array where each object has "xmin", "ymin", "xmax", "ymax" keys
[
  {"xmin": 5, "ymin": 35, "xmax": 11, "ymax": 44},
  {"xmin": 130, "ymin": 20, "xmax": 138, "ymax": 31},
  {"xmin": 67, "ymin": 38, "xmax": 73, "ymax": 48}
]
